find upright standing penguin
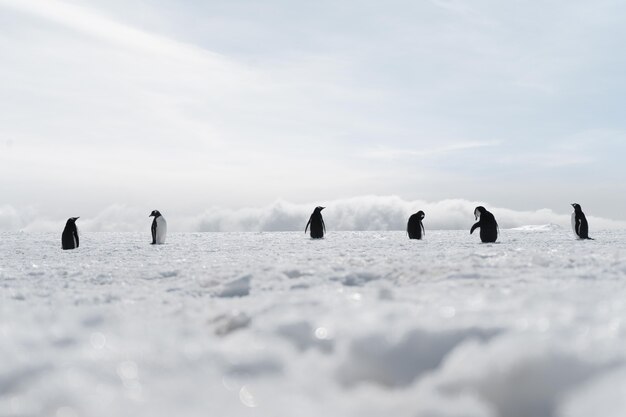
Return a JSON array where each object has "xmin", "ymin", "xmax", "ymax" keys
[
  {"xmin": 407, "ymin": 210, "xmax": 426, "ymax": 240},
  {"xmin": 149, "ymin": 210, "xmax": 167, "ymax": 244},
  {"xmin": 62, "ymin": 217, "xmax": 80, "ymax": 250},
  {"xmin": 305, "ymin": 206, "xmax": 326, "ymax": 239},
  {"xmin": 571, "ymin": 203, "xmax": 593, "ymax": 240},
  {"xmin": 470, "ymin": 206, "xmax": 498, "ymax": 243}
]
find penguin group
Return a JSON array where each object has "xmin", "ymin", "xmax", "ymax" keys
[
  {"xmin": 61, "ymin": 210, "xmax": 167, "ymax": 250},
  {"xmin": 61, "ymin": 204, "xmax": 595, "ymax": 249}
]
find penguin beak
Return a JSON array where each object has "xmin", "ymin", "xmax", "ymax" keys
[{"xmin": 321, "ymin": 207, "xmax": 325, "ymax": 211}]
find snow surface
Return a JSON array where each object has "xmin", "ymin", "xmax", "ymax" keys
[{"xmin": 2, "ymin": 229, "xmax": 626, "ymax": 417}]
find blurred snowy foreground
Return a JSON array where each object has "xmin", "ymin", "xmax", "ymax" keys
[{"xmin": 2, "ymin": 229, "xmax": 626, "ymax": 417}]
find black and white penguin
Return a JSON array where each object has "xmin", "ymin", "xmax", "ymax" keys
[
  {"xmin": 407, "ymin": 210, "xmax": 425, "ymax": 240},
  {"xmin": 470, "ymin": 206, "xmax": 498, "ymax": 243},
  {"xmin": 305, "ymin": 206, "xmax": 326, "ymax": 239},
  {"xmin": 61, "ymin": 217, "xmax": 80, "ymax": 250},
  {"xmin": 571, "ymin": 203, "xmax": 593, "ymax": 240},
  {"xmin": 149, "ymin": 210, "xmax": 167, "ymax": 244}
]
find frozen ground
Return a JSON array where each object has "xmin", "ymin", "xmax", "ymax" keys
[{"xmin": 2, "ymin": 229, "xmax": 626, "ymax": 417}]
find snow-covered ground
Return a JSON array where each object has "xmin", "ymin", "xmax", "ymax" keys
[{"xmin": 2, "ymin": 229, "xmax": 626, "ymax": 417}]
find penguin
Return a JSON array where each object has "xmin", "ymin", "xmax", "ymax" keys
[
  {"xmin": 470, "ymin": 206, "xmax": 498, "ymax": 243},
  {"xmin": 61, "ymin": 217, "xmax": 80, "ymax": 250},
  {"xmin": 571, "ymin": 203, "xmax": 593, "ymax": 240},
  {"xmin": 305, "ymin": 206, "xmax": 326, "ymax": 239},
  {"xmin": 407, "ymin": 210, "xmax": 425, "ymax": 240},
  {"xmin": 149, "ymin": 210, "xmax": 167, "ymax": 244}
]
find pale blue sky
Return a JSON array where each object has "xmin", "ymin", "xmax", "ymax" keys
[{"xmin": 1, "ymin": 0, "xmax": 625, "ymax": 222}]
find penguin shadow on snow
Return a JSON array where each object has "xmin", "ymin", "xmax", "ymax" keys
[{"xmin": 305, "ymin": 206, "xmax": 326, "ymax": 239}]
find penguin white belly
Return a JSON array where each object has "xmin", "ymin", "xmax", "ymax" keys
[
  {"xmin": 155, "ymin": 217, "xmax": 167, "ymax": 244},
  {"xmin": 571, "ymin": 213, "xmax": 578, "ymax": 237},
  {"xmin": 74, "ymin": 227, "xmax": 79, "ymax": 247}
]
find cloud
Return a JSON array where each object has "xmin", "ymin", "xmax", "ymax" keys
[
  {"xmin": 360, "ymin": 141, "xmax": 500, "ymax": 160},
  {"xmin": 0, "ymin": 205, "xmax": 147, "ymax": 233},
  {"xmin": 0, "ymin": 205, "xmax": 34, "ymax": 231},
  {"xmin": 0, "ymin": 0, "xmax": 228, "ymax": 64},
  {"xmin": 4, "ymin": 196, "xmax": 624, "ymax": 233},
  {"xmin": 1, "ymin": 0, "xmax": 626, "ymax": 219}
]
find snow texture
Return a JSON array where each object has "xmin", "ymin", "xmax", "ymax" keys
[{"xmin": 2, "ymin": 229, "xmax": 626, "ymax": 417}]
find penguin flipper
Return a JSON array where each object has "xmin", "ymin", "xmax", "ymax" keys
[
  {"xmin": 151, "ymin": 221, "xmax": 157, "ymax": 244},
  {"xmin": 470, "ymin": 222, "xmax": 480, "ymax": 234},
  {"xmin": 305, "ymin": 219, "xmax": 311, "ymax": 233},
  {"xmin": 74, "ymin": 231, "xmax": 79, "ymax": 248},
  {"xmin": 421, "ymin": 223, "xmax": 425, "ymax": 237}
]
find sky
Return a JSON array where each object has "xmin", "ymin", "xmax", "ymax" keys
[{"xmin": 1, "ymin": 0, "xmax": 625, "ymax": 231}]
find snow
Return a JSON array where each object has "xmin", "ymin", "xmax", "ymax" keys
[
  {"xmin": 510, "ymin": 224, "xmax": 563, "ymax": 232},
  {"xmin": 2, "ymin": 229, "xmax": 626, "ymax": 417}
]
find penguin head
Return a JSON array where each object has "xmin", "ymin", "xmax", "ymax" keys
[
  {"xmin": 314, "ymin": 206, "xmax": 325, "ymax": 213},
  {"xmin": 417, "ymin": 210, "xmax": 425, "ymax": 220},
  {"xmin": 474, "ymin": 206, "xmax": 486, "ymax": 220},
  {"xmin": 571, "ymin": 203, "xmax": 582, "ymax": 212},
  {"xmin": 149, "ymin": 210, "xmax": 162, "ymax": 218},
  {"xmin": 66, "ymin": 217, "xmax": 79, "ymax": 225}
]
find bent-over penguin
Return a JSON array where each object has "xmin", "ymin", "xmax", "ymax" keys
[
  {"xmin": 62, "ymin": 217, "xmax": 80, "ymax": 250},
  {"xmin": 305, "ymin": 206, "xmax": 326, "ymax": 239},
  {"xmin": 149, "ymin": 210, "xmax": 167, "ymax": 244},
  {"xmin": 571, "ymin": 203, "xmax": 593, "ymax": 240},
  {"xmin": 407, "ymin": 210, "xmax": 426, "ymax": 240},
  {"xmin": 470, "ymin": 206, "xmax": 498, "ymax": 243}
]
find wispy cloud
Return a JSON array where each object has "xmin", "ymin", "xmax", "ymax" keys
[
  {"xmin": 360, "ymin": 141, "xmax": 500, "ymax": 160},
  {"xmin": 0, "ymin": 0, "xmax": 226, "ymax": 64}
]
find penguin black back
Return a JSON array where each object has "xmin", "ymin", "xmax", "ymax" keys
[
  {"xmin": 305, "ymin": 206, "xmax": 326, "ymax": 239},
  {"xmin": 61, "ymin": 217, "xmax": 80, "ymax": 250},
  {"xmin": 407, "ymin": 210, "xmax": 425, "ymax": 240},
  {"xmin": 470, "ymin": 206, "xmax": 498, "ymax": 243},
  {"xmin": 571, "ymin": 203, "xmax": 592, "ymax": 240}
]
